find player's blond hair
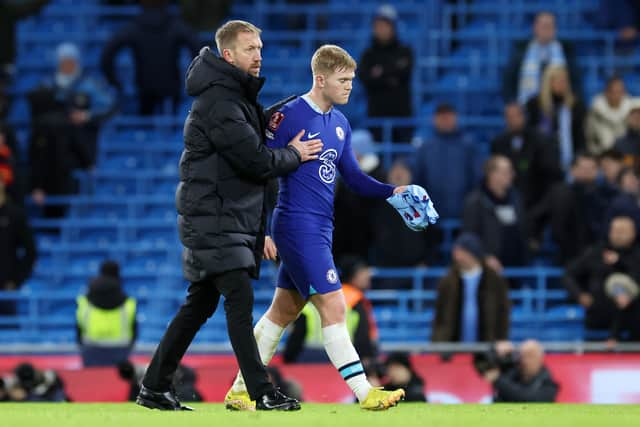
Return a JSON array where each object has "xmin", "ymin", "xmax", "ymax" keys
[
  {"xmin": 215, "ymin": 20, "xmax": 262, "ymax": 56},
  {"xmin": 311, "ymin": 45, "xmax": 357, "ymax": 76}
]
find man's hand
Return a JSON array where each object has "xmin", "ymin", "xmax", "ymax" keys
[
  {"xmin": 602, "ymin": 249, "xmax": 620, "ymax": 266},
  {"xmin": 578, "ymin": 292, "xmax": 594, "ymax": 308},
  {"xmin": 393, "ymin": 186, "xmax": 408, "ymax": 194},
  {"xmin": 32, "ymin": 189, "xmax": 46, "ymax": 206},
  {"xmin": 287, "ymin": 129, "xmax": 323, "ymax": 162},
  {"xmin": 69, "ymin": 110, "xmax": 89, "ymax": 125},
  {"xmin": 263, "ymin": 236, "xmax": 278, "ymax": 261},
  {"xmin": 484, "ymin": 368, "xmax": 500, "ymax": 384},
  {"xmin": 485, "ymin": 255, "xmax": 503, "ymax": 274}
]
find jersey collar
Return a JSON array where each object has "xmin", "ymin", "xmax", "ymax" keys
[{"xmin": 302, "ymin": 94, "xmax": 332, "ymax": 115}]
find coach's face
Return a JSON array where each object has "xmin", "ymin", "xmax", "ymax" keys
[
  {"xmin": 322, "ymin": 68, "xmax": 355, "ymax": 105},
  {"xmin": 225, "ymin": 31, "xmax": 263, "ymax": 77}
]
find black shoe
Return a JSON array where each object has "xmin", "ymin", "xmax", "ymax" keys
[
  {"xmin": 256, "ymin": 389, "xmax": 301, "ymax": 411},
  {"xmin": 136, "ymin": 385, "xmax": 194, "ymax": 411}
]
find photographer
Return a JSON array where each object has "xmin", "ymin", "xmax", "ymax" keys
[{"xmin": 479, "ymin": 340, "xmax": 559, "ymax": 403}]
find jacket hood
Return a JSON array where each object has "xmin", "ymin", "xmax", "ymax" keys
[
  {"xmin": 185, "ymin": 47, "xmax": 265, "ymax": 101},
  {"xmin": 87, "ymin": 276, "xmax": 127, "ymax": 309}
]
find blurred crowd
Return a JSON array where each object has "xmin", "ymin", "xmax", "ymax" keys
[{"xmin": 1, "ymin": 0, "xmax": 640, "ymax": 405}]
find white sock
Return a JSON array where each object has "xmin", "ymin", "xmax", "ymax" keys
[
  {"xmin": 322, "ymin": 322, "xmax": 372, "ymax": 402},
  {"xmin": 231, "ymin": 316, "xmax": 284, "ymax": 393}
]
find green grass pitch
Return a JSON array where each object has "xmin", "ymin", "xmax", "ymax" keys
[{"xmin": 1, "ymin": 403, "xmax": 639, "ymax": 427}]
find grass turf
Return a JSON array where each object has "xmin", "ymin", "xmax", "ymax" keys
[{"xmin": 1, "ymin": 403, "xmax": 639, "ymax": 427}]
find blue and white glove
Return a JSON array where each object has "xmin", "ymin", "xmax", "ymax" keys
[{"xmin": 386, "ymin": 184, "xmax": 439, "ymax": 231}]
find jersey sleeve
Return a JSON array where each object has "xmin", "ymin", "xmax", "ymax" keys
[
  {"xmin": 337, "ymin": 125, "xmax": 395, "ymax": 198},
  {"xmin": 265, "ymin": 108, "xmax": 293, "ymax": 149}
]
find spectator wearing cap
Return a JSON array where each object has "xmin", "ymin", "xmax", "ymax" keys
[
  {"xmin": 359, "ymin": 4, "xmax": 414, "ymax": 143},
  {"xmin": 432, "ymin": 233, "xmax": 510, "ymax": 343},
  {"xmin": 333, "ymin": 129, "xmax": 386, "ymax": 262},
  {"xmin": 615, "ymin": 99, "xmax": 640, "ymax": 171},
  {"xmin": 28, "ymin": 42, "xmax": 115, "ymax": 214},
  {"xmin": 412, "ymin": 103, "xmax": 483, "ymax": 219},
  {"xmin": 563, "ymin": 216, "xmax": 640, "ymax": 339},
  {"xmin": 502, "ymin": 11, "xmax": 581, "ymax": 104},
  {"xmin": 383, "ymin": 352, "xmax": 426, "ymax": 402},
  {"xmin": 0, "ymin": 173, "xmax": 36, "ymax": 317},
  {"xmin": 586, "ymin": 77, "xmax": 634, "ymax": 155},
  {"xmin": 76, "ymin": 260, "xmax": 137, "ymax": 367},
  {"xmin": 491, "ymin": 102, "xmax": 563, "ymax": 209},
  {"xmin": 369, "ymin": 161, "xmax": 440, "ymax": 287},
  {"xmin": 100, "ymin": 0, "xmax": 202, "ymax": 115},
  {"xmin": 283, "ymin": 257, "xmax": 379, "ymax": 364},
  {"xmin": 462, "ymin": 155, "xmax": 528, "ymax": 272}
]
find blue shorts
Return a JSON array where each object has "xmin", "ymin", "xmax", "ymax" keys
[{"xmin": 271, "ymin": 210, "xmax": 342, "ymax": 299}]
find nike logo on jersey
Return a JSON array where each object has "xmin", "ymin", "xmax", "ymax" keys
[{"xmin": 307, "ymin": 132, "xmax": 320, "ymax": 139}]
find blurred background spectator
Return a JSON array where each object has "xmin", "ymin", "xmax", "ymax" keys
[
  {"xmin": 490, "ymin": 102, "xmax": 563, "ymax": 209},
  {"xmin": 563, "ymin": 216, "xmax": 640, "ymax": 338},
  {"xmin": 481, "ymin": 340, "xmax": 559, "ymax": 403},
  {"xmin": 359, "ymin": 4, "xmax": 414, "ymax": 143},
  {"xmin": 462, "ymin": 155, "xmax": 528, "ymax": 272},
  {"xmin": 615, "ymin": 100, "xmax": 640, "ymax": 170},
  {"xmin": 1, "ymin": 362, "xmax": 68, "ymax": 402},
  {"xmin": 412, "ymin": 103, "xmax": 483, "ymax": 220},
  {"xmin": 179, "ymin": 0, "xmax": 232, "ymax": 32},
  {"xmin": 0, "ymin": 0, "xmax": 50, "ymax": 80},
  {"xmin": 586, "ymin": 76, "xmax": 634, "ymax": 155},
  {"xmin": 0, "ymin": 173, "xmax": 36, "ymax": 317},
  {"xmin": 596, "ymin": 0, "xmax": 640, "ymax": 58},
  {"xmin": 503, "ymin": 11, "xmax": 581, "ymax": 104},
  {"xmin": 76, "ymin": 260, "xmax": 137, "ymax": 367},
  {"xmin": 525, "ymin": 65, "xmax": 586, "ymax": 174},
  {"xmin": 599, "ymin": 149, "xmax": 625, "ymax": 190},
  {"xmin": 605, "ymin": 168, "xmax": 640, "ymax": 230},
  {"xmin": 28, "ymin": 42, "xmax": 115, "ymax": 215},
  {"xmin": 530, "ymin": 153, "xmax": 609, "ymax": 264},
  {"xmin": 100, "ymin": 0, "xmax": 201, "ymax": 115},
  {"xmin": 333, "ymin": 129, "xmax": 385, "ymax": 262},
  {"xmin": 369, "ymin": 161, "xmax": 439, "ymax": 286},
  {"xmin": 382, "ymin": 352, "xmax": 426, "ymax": 402},
  {"xmin": 432, "ymin": 233, "xmax": 510, "ymax": 342}
]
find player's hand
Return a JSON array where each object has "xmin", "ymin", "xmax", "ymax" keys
[
  {"xmin": 288, "ymin": 129, "xmax": 323, "ymax": 162},
  {"xmin": 393, "ymin": 185, "xmax": 408, "ymax": 194},
  {"xmin": 263, "ymin": 236, "xmax": 278, "ymax": 261}
]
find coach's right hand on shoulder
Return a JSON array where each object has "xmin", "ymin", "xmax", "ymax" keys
[{"xmin": 287, "ymin": 129, "xmax": 323, "ymax": 162}]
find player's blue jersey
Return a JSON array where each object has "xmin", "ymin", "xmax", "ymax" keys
[{"xmin": 266, "ymin": 95, "xmax": 394, "ymax": 223}]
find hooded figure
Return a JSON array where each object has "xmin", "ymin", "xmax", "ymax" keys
[{"xmin": 76, "ymin": 260, "xmax": 137, "ymax": 367}]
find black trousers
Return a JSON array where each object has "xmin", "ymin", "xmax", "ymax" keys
[{"xmin": 142, "ymin": 269, "xmax": 273, "ymax": 400}]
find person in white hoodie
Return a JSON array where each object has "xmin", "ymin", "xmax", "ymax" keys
[{"xmin": 587, "ymin": 76, "xmax": 634, "ymax": 155}]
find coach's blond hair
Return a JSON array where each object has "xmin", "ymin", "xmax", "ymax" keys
[
  {"xmin": 311, "ymin": 45, "xmax": 356, "ymax": 76},
  {"xmin": 215, "ymin": 20, "xmax": 261, "ymax": 55}
]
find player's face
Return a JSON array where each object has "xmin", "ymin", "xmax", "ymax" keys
[
  {"xmin": 322, "ymin": 68, "xmax": 355, "ymax": 105},
  {"xmin": 225, "ymin": 31, "xmax": 263, "ymax": 77}
]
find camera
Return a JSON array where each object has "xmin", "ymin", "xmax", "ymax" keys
[{"xmin": 472, "ymin": 344, "xmax": 518, "ymax": 376}]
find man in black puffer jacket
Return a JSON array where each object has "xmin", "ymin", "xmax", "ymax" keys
[{"xmin": 137, "ymin": 20, "xmax": 322, "ymax": 412}]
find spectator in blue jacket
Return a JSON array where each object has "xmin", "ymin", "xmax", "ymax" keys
[
  {"xmin": 412, "ymin": 103, "xmax": 483, "ymax": 219},
  {"xmin": 28, "ymin": 42, "xmax": 115, "ymax": 212},
  {"xmin": 100, "ymin": 0, "xmax": 202, "ymax": 115}
]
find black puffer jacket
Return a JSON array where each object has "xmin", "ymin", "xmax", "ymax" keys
[{"xmin": 177, "ymin": 47, "xmax": 301, "ymax": 282}]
